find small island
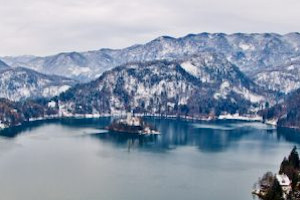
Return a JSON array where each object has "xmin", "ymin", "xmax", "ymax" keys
[
  {"xmin": 106, "ymin": 114, "xmax": 159, "ymax": 135},
  {"xmin": 253, "ymin": 146, "xmax": 300, "ymax": 200}
]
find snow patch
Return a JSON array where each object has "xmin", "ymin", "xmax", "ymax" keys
[
  {"xmin": 265, "ymin": 118, "xmax": 278, "ymax": 126},
  {"xmin": 48, "ymin": 101, "xmax": 56, "ymax": 108},
  {"xmin": 69, "ymin": 66, "xmax": 91, "ymax": 76},
  {"xmin": 218, "ymin": 113, "xmax": 262, "ymax": 121},
  {"xmin": 0, "ymin": 121, "xmax": 6, "ymax": 129},
  {"xmin": 181, "ymin": 61, "xmax": 198, "ymax": 77},
  {"xmin": 239, "ymin": 43, "xmax": 255, "ymax": 51},
  {"xmin": 214, "ymin": 81, "xmax": 230, "ymax": 99},
  {"xmin": 233, "ymin": 87, "xmax": 264, "ymax": 103}
]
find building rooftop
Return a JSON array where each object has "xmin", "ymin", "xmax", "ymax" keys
[{"xmin": 276, "ymin": 174, "xmax": 291, "ymax": 186}]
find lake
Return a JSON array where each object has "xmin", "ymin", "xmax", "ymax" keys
[{"xmin": 0, "ymin": 117, "xmax": 299, "ymax": 200}]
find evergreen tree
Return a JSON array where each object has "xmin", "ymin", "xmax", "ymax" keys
[
  {"xmin": 288, "ymin": 146, "xmax": 300, "ymax": 169},
  {"xmin": 279, "ymin": 157, "xmax": 289, "ymax": 174},
  {"xmin": 265, "ymin": 178, "xmax": 284, "ymax": 200},
  {"xmin": 291, "ymin": 172, "xmax": 299, "ymax": 189}
]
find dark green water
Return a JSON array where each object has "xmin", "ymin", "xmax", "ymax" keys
[{"xmin": 0, "ymin": 117, "xmax": 299, "ymax": 200}]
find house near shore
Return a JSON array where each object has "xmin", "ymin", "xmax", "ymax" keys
[{"xmin": 276, "ymin": 174, "xmax": 292, "ymax": 196}]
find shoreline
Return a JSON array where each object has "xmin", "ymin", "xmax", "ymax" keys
[{"xmin": 0, "ymin": 112, "xmax": 270, "ymax": 133}]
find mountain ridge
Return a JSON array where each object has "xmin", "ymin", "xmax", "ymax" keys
[
  {"xmin": 0, "ymin": 59, "xmax": 10, "ymax": 70},
  {"xmin": 2, "ymin": 32, "xmax": 300, "ymax": 94}
]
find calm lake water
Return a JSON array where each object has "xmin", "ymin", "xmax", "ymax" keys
[{"xmin": 0, "ymin": 117, "xmax": 300, "ymax": 200}]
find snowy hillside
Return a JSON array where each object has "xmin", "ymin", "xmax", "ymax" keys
[
  {"xmin": 58, "ymin": 52, "xmax": 271, "ymax": 117},
  {"xmin": 254, "ymin": 56, "xmax": 300, "ymax": 93},
  {"xmin": 0, "ymin": 67, "xmax": 77, "ymax": 101}
]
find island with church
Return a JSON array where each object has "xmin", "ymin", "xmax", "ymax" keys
[{"xmin": 106, "ymin": 114, "xmax": 159, "ymax": 135}]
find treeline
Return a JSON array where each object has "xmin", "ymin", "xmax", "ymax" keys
[{"xmin": 0, "ymin": 98, "xmax": 57, "ymax": 128}]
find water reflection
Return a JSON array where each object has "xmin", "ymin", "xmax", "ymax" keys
[
  {"xmin": 1, "ymin": 117, "xmax": 300, "ymax": 154},
  {"xmin": 0, "ymin": 118, "xmax": 112, "ymax": 138},
  {"xmin": 93, "ymin": 132, "xmax": 160, "ymax": 152},
  {"xmin": 90, "ymin": 118, "xmax": 297, "ymax": 153},
  {"xmin": 277, "ymin": 127, "xmax": 300, "ymax": 144}
]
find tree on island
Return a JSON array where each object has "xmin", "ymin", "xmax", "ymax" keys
[
  {"xmin": 279, "ymin": 157, "xmax": 290, "ymax": 174},
  {"xmin": 257, "ymin": 172, "xmax": 275, "ymax": 189},
  {"xmin": 279, "ymin": 146, "xmax": 300, "ymax": 189},
  {"xmin": 265, "ymin": 178, "xmax": 284, "ymax": 200},
  {"xmin": 288, "ymin": 146, "xmax": 300, "ymax": 169}
]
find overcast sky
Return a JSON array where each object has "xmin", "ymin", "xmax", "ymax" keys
[{"xmin": 0, "ymin": 0, "xmax": 300, "ymax": 56}]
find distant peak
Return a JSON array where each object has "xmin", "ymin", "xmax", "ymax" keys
[
  {"xmin": 151, "ymin": 35, "xmax": 176, "ymax": 42},
  {"xmin": 284, "ymin": 32, "xmax": 300, "ymax": 37},
  {"xmin": 158, "ymin": 35, "xmax": 175, "ymax": 40},
  {"xmin": 0, "ymin": 59, "xmax": 10, "ymax": 69}
]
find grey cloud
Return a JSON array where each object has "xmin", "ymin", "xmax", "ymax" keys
[{"xmin": 0, "ymin": 0, "xmax": 299, "ymax": 56}]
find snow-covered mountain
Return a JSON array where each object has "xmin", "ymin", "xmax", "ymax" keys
[
  {"xmin": 57, "ymin": 52, "xmax": 272, "ymax": 117},
  {"xmin": 254, "ymin": 56, "xmax": 300, "ymax": 94},
  {"xmin": 2, "ymin": 33, "xmax": 300, "ymax": 129},
  {"xmin": 0, "ymin": 67, "xmax": 77, "ymax": 101},
  {"xmin": 2, "ymin": 33, "xmax": 300, "ymax": 85}
]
